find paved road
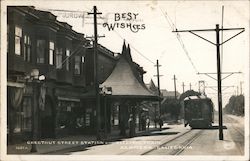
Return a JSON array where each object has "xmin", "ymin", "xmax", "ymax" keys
[
  {"xmin": 69, "ymin": 124, "xmax": 190, "ymax": 155},
  {"xmin": 55, "ymin": 114, "xmax": 244, "ymax": 156}
]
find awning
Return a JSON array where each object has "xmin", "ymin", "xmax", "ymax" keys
[
  {"xmin": 7, "ymin": 82, "xmax": 25, "ymax": 88},
  {"xmin": 57, "ymin": 96, "xmax": 80, "ymax": 102}
]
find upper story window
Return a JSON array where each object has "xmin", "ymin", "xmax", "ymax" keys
[
  {"xmin": 81, "ymin": 56, "xmax": 85, "ymax": 63},
  {"xmin": 36, "ymin": 40, "xmax": 45, "ymax": 63},
  {"xmin": 49, "ymin": 41, "xmax": 55, "ymax": 65},
  {"xmin": 15, "ymin": 26, "xmax": 22, "ymax": 55},
  {"xmin": 24, "ymin": 35, "xmax": 31, "ymax": 62},
  {"xmin": 56, "ymin": 48, "xmax": 63, "ymax": 69},
  {"xmin": 74, "ymin": 56, "xmax": 81, "ymax": 75},
  {"xmin": 65, "ymin": 49, "xmax": 70, "ymax": 71},
  {"xmin": 74, "ymin": 56, "xmax": 85, "ymax": 75}
]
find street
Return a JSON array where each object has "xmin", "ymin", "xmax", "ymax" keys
[{"xmin": 51, "ymin": 114, "xmax": 245, "ymax": 155}]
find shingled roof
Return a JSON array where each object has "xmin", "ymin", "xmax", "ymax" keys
[{"xmin": 101, "ymin": 41, "xmax": 158, "ymax": 100}]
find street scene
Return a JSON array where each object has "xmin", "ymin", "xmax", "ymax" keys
[{"xmin": 1, "ymin": 0, "xmax": 249, "ymax": 161}]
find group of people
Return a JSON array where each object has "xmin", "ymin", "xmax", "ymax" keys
[{"xmin": 128, "ymin": 114, "xmax": 164, "ymax": 137}]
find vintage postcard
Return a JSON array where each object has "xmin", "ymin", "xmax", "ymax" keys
[{"xmin": 0, "ymin": 0, "xmax": 249, "ymax": 161}]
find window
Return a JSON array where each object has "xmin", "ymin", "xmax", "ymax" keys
[
  {"xmin": 36, "ymin": 40, "xmax": 45, "ymax": 63},
  {"xmin": 15, "ymin": 26, "xmax": 22, "ymax": 55},
  {"xmin": 22, "ymin": 97, "xmax": 32, "ymax": 131},
  {"xmin": 12, "ymin": 97, "xmax": 32, "ymax": 133},
  {"xmin": 81, "ymin": 56, "xmax": 85, "ymax": 63},
  {"xmin": 56, "ymin": 48, "xmax": 63, "ymax": 69},
  {"xmin": 49, "ymin": 41, "xmax": 54, "ymax": 65},
  {"xmin": 74, "ymin": 56, "xmax": 81, "ymax": 74},
  {"xmin": 24, "ymin": 35, "xmax": 31, "ymax": 62},
  {"xmin": 65, "ymin": 49, "xmax": 70, "ymax": 71}
]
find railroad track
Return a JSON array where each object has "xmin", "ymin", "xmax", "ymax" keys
[
  {"xmin": 141, "ymin": 129, "xmax": 203, "ymax": 155},
  {"xmin": 171, "ymin": 130, "xmax": 203, "ymax": 155}
]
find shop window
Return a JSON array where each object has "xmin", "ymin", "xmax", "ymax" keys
[
  {"xmin": 36, "ymin": 40, "xmax": 45, "ymax": 63},
  {"xmin": 74, "ymin": 56, "xmax": 81, "ymax": 74},
  {"xmin": 85, "ymin": 113, "xmax": 91, "ymax": 126},
  {"xmin": 56, "ymin": 48, "xmax": 63, "ymax": 69},
  {"xmin": 24, "ymin": 35, "xmax": 31, "ymax": 62},
  {"xmin": 49, "ymin": 41, "xmax": 55, "ymax": 65},
  {"xmin": 13, "ymin": 97, "xmax": 32, "ymax": 133},
  {"xmin": 56, "ymin": 100, "xmax": 81, "ymax": 129},
  {"xmin": 15, "ymin": 26, "xmax": 22, "ymax": 55},
  {"xmin": 22, "ymin": 97, "xmax": 32, "ymax": 131},
  {"xmin": 65, "ymin": 49, "xmax": 70, "ymax": 71}
]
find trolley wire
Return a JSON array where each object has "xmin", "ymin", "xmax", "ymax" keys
[
  {"xmin": 159, "ymin": 7, "xmax": 199, "ymax": 74},
  {"xmin": 109, "ymin": 27, "xmax": 156, "ymax": 65}
]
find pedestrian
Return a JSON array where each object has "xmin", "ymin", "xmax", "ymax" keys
[
  {"xmin": 128, "ymin": 114, "xmax": 134, "ymax": 137},
  {"xmin": 146, "ymin": 117, "xmax": 150, "ymax": 130},
  {"xmin": 159, "ymin": 118, "xmax": 163, "ymax": 130}
]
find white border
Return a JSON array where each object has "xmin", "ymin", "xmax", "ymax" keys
[{"xmin": 1, "ymin": 0, "xmax": 249, "ymax": 161}]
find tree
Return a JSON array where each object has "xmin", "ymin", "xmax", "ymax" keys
[{"xmin": 224, "ymin": 95, "xmax": 244, "ymax": 116}]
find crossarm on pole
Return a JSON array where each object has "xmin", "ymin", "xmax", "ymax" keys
[
  {"xmin": 189, "ymin": 31, "xmax": 216, "ymax": 46},
  {"xmin": 220, "ymin": 29, "xmax": 245, "ymax": 46}
]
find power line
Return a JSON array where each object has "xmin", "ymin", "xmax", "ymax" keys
[
  {"xmin": 112, "ymin": 30, "xmax": 155, "ymax": 65},
  {"xmin": 173, "ymin": 24, "xmax": 245, "ymax": 141},
  {"xmin": 159, "ymin": 8, "xmax": 199, "ymax": 74},
  {"xmin": 44, "ymin": 41, "xmax": 88, "ymax": 77}
]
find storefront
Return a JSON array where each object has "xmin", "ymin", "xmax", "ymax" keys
[{"xmin": 54, "ymin": 87, "xmax": 96, "ymax": 136}]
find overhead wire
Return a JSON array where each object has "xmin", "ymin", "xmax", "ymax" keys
[
  {"xmin": 43, "ymin": 41, "xmax": 88, "ymax": 77},
  {"xmin": 97, "ymin": 14, "xmax": 155, "ymax": 65},
  {"xmin": 159, "ymin": 7, "xmax": 199, "ymax": 74},
  {"xmin": 221, "ymin": 5, "xmax": 224, "ymax": 71}
]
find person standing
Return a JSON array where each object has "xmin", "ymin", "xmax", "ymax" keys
[{"xmin": 146, "ymin": 117, "xmax": 150, "ymax": 130}]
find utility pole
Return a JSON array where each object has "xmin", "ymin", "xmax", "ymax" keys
[
  {"xmin": 154, "ymin": 60, "xmax": 162, "ymax": 119},
  {"xmin": 189, "ymin": 83, "xmax": 192, "ymax": 90},
  {"xmin": 173, "ymin": 75, "xmax": 177, "ymax": 99},
  {"xmin": 240, "ymin": 81, "xmax": 243, "ymax": 95},
  {"xmin": 198, "ymin": 80, "xmax": 205, "ymax": 95},
  {"xmin": 88, "ymin": 6, "xmax": 102, "ymax": 140},
  {"xmin": 182, "ymin": 82, "xmax": 185, "ymax": 93},
  {"xmin": 173, "ymin": 24, "xmax": 244, "ymax": 140}
]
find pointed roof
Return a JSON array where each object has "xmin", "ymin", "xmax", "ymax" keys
[
  {"xmin": 146, "ymin": 79, "xmax": 158, "ymax": 95},
  {"xmin": 101, "ymin": 43, "xmax": 158, "ymax": 100},
  {"xmin": 126, "ymin": 44, "xmax": 132, "ymax": 61}
]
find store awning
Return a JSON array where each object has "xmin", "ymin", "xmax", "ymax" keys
[{"xmin": 7, "ymin": 81, "xmax": 25, "ymax": 88}]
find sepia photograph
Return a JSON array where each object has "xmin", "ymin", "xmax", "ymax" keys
[{"xmin": 0, "ymin": 0, "xmax": 249, "ymax": 161}]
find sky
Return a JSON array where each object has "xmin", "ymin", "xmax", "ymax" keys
[{"xmin": 4, "ymin": 0, "xmax": 249, "ymax": 110}]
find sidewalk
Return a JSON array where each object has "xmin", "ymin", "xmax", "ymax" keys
[{"xmin": 7, "ymin": 125, "xmax": 161, "ymax": 154}]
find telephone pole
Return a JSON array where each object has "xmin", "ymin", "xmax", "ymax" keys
[
  {"xmin": 182, "ymin": 82, "xmax": 185, "ymax": 93},
  {"xmin": 189, "ymin": 83, "xmax": 192, "ymax": 90},
  {"xmin": 173, "ymin": 75, "xmax": 177, "ymax": 99},
  {"xmin": 198, "ymin": 80, "xmax": 205, "ymax": 95},
  {"xmin": 88, "ymin": 6, "xmax": 102, "ymax": 140},
  {"xmin": 154, "ymin": 60, "xmax": 162, "ymax": 120},
  {"xmin": 173, "ymin": 24, "xmax": 244, "ymax": 140},
  {"xmin": 240, "ymin": 81, "xmax": 243, "ymax": 95}
]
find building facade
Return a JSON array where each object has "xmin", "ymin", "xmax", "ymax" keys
[{"xmin": 7, "ymin": 6, "xmax": 118, "ymax": 144}]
